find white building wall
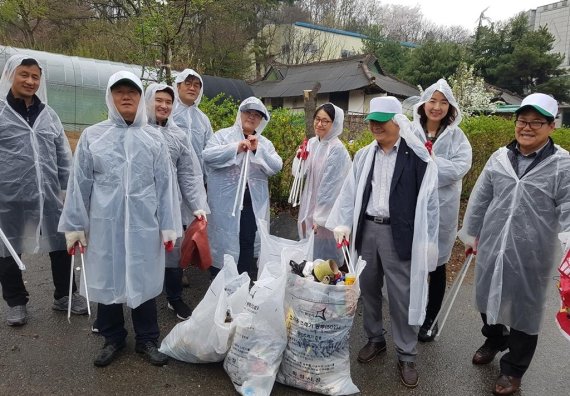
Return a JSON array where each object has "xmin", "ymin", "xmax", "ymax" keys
[{"xmin": 529, "ymin": 1, "xmax": 570, "ymax": 68}]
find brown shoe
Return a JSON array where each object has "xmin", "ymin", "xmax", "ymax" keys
[
  {"xmin": 398, "ymin": 360, "xmax": 419, "ymax": 388},
  {"xmin": 472, "ymin": 342, "xmax": 502, "ymax": 365},
  {"xmin": 493, "ymin": 374, "xmax": 521, "ymax": 395},
  {"xmin": 357, "ymin": 340, "xmax": 386, "ymax": 363}
]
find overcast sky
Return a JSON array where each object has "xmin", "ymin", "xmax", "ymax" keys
[{"xmin": 383, "ymin": 0, "xmax": 554, "ymax": 32}]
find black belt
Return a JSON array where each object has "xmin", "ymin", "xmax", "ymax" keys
[{"xmin": 365, "ymin": 214, "xmax": 390, "ymax": 224}]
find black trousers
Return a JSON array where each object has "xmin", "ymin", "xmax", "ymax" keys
[
  {"xmin": 164, "ymin": 267, "xmax": 182, "ymax": 302},
  {"xmin": 425, "ymin": 264, "xmax": 446, "ymax": 320},
  {"xmin": 237, "ymin": 188, "xmax": 257, "ymax": 279},
  {"xmin": 97, "ymin": 298, "xmax": 160, "ymax": 346},
  {"xmin": 0, "ymin": 250, "xmax": 76, "ymax": 306},
  {"xmin": 480, "ymin": 313, "xmax": 538, "ymax": 378}
]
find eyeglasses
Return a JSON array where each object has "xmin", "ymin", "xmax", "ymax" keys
[
  {"xmin": 183, "ymin": 79, "xmax": 202, "ymax": 88},
  {"xmin": 243, "ymin": 110, "xmax": 262, "ymax": 120},
  {"xmin": 314, "ymin": 117, "xmax": 331, "ymax": 126},
  {"xmin": 515, "ymin": 119, "xmax": 549, "ymax": 130}
]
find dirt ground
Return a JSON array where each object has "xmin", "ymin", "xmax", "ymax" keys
[{"xmin": 66, "ymin": 131, "xmax": 80, "ymax": 152}]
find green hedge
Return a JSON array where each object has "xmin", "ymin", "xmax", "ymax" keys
[{"xmin": 200, "ymin": 99, "xmax": 570, "ymax": 205}]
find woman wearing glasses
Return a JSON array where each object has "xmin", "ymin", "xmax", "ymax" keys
[
  {"xmin": 411, "ymin": 79, "xmax": 472, "ymax": 342},
  {"xmin": 293, "ymin": 103, "xmax": 351, "ymax": 265}
]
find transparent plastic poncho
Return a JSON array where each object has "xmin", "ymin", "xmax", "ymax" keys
[
  {"xmin": 203, "ymin": 97, "xmax": 283, "ymax": 269},
  {"xmin": 171, "ymin": 69, "xmax": 214, "ymax": 173},
  {"xmin": 326, "ymin": 114, "xmax": 439, "ymax": 325},
  {"xmin": 412, "ymin": 79, "xmax": 472, "ymax": 266},
  {"xmin": 293, "ymin": 103, "xmax": 352, "ymax": 263},
  {"xmin": 458, "ymin": 145, "xmax": 570, "ymax": 334},
  {"xmin": 145, "ymin": 82, "xmax": 209, "ymax": 226},
  {"xmin": 58, "ymin": 71, "xmax": 179, "ymax": 308},
  {"xmin": 0, "ymin": 54, "xmax": 72, "ymax": 256}
]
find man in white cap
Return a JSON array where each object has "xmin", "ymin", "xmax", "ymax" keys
[
  {"xmin": 327, "ymin": 96, "xmax": 439, "ymax": 388},
  {"xmin": 458, "ymin": 93, "xmax": 570, "ymax": 395}
]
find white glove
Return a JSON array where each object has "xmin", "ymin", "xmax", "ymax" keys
[
  {"xmin": 333, "ymin": 226, "xmax": 351, "ymax": 244},
  {"xmin": 161, "ymin": 229, "xmax": 177, "ymax": 244},
  {"xmin": 193, "ymin": 209, "xmax": 207, "ymax": 222},
  {"xmin": 65, "ymin": 231, "xmax": 87, "ymax": 253}
]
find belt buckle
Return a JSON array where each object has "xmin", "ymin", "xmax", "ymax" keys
[{"xmin": 374, "ymin": 216, "xmax": 386, "ymax": 224}]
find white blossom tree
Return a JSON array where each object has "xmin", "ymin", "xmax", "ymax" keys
[{"xmin": 449, "ymin": 62, "xmax": 496, "ymax": 116}]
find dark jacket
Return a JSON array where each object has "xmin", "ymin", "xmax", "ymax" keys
[
  {"xmin": 355, "ymin": 138, "xmax": 427, "ymax": 260},
  {"xmin": 7, "ymin": 89, "xmax": 45, "ymax": 127}
]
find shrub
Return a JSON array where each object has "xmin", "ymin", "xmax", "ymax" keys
[{"xmin": 200, "ymin": 98, "xmax": 570, "ymax": 206}]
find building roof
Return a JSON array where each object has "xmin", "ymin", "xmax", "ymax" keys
[
  {"xmin": 250, "ymin": 54, "xmax": 419, "ymax": 99},
  {"xmin": 485, "ymin": 83, "xmax": 523, "ymax": 105}
]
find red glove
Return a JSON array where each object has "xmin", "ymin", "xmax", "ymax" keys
[{"xmin": 296, "ymin": 138, "xmax": 309, "ymax": 160}]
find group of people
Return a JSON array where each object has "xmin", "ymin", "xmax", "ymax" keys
[{"xmin": 0, "ymin": 53, "xmax": 568, "ymax": 396}]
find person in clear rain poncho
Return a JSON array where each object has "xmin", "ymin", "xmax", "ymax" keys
[
  {"xmin": 203, "ymin": 97, "xmax": 282, "ymax": 280},
  {"xmin": 458, "ymin": 93, "xmax": 570, "ymax": 396},
  {"xmin": 327, "ymin": 97, "xmax": 439, "ymax": 389},
  {"xmin": 0, "ymin": 54, "xmax": 87, "ymax": 327},
  {"xmin": 411, "ymin": 79, "xmax": 472, "ymax": 342},
  {"xmin": 144, "ymin": 83, "xmax": 209, "ymax": 321},
  {"xmin": 58, "ymin": 71, "xmax": 179, "ymax": 368},
  {"xmin": 172, "ymin": 69, "xmax": 214, "ymax": 174},
  {"xmin": 293, "ymin": 103, "xmax": 351, "ymax": 264}
]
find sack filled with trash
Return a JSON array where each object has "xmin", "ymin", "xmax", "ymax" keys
[
  {"xmin": 159, "ymin": 255, "xmax": 250, "ymax": 363},
  {"xmin": 277, "ymin": 247, "xmax": 365, "ymax": 395},
  {"xmin": 223, "ymin": 250, "xmax": 288, "ymax": 396}
]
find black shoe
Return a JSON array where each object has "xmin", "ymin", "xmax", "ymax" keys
[
  {"xmin": 357, "ymin": 340, "xmax": 387, "ymax": 363},
  {"xmin": 91, "ymin": 319, "xmax": 100, "ymax": 334},
  {"xmin": 94, "ymin": 341, "xmax": 125, "ymax": 367},
  {"xmin": 167, "ymin": 299, "xmax": 192, "ymax": 320},
  {"xmin": 135, "ymin": 341, "xmax": 169, "ymax": 366},
  {"xmin": 418, "ymin": 317, "xmax": 438, "ymax": 342},
  {"xmin": 398, "ymin": 360, "xmax": 419, "ymax": 388},
  {"xmin": 472, "ymin": 340, "xmax": 505, "ymax": 365}
]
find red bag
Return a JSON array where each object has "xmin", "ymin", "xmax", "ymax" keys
[
  {"xmin": 556, "ymin": 248, "xmax": 570, "ymax": 341},
  {"xmin": 179, "ymin": 218, "xmax": 212, "ymax": 271}
]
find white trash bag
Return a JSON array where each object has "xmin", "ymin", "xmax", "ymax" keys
[
  {"xmin": 257, "ymin": 219, "xmax": 313, "ymax": 276},
  {"xmin": 223, "ymin": 253, "xmax": 287, "ymax": 396},
  {"xmin": 159, "ymin": 255, "xmax": 250, "ymax": 363},
  {"xmin": 277, "ymin": 247, "xmax": 365, "ymax": 395}
]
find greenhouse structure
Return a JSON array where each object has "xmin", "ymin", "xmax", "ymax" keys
[{"xmin": 0, "ymin": 45, "xmax": 253, "ymax": 131}]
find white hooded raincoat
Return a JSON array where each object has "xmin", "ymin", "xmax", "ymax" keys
[
  {"xmin": 412, "ymin": 79, "xmax": 472, "ymax": 266},
  {"xmin": 294, "ymin": 104, "xmax": 351, "ymax": 263},
  {"xmin": 458, "ymin": 144, "xmax": 570, "ymax": 334},
  {"xmin": 172, "ymin": 69, "xmax": 214, "ymax": 173},
  {"xmin": 0, "ymin": 54, "xmax": 72, "ymax": 256},
  {"xmin": 58, "ymin": 72, "xmax": 178, "ymax": 308},
  {"xmin": 327, "ymin": 114, "xmax": 439, "ymax": 325},
  {"xmin": 203, "ymin": 98, "xmax": 283, "ymax": 269}
]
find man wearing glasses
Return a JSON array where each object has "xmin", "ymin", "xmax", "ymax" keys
[
  {"xmin": 458, "ymin": 93, "xmax": 570, "ymax": 395},
  {"xmin": 172, "ymin": 69, "xmax": 213, "ymax": 174}
]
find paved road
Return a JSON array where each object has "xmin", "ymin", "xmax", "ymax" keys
[{"xmin": 1, "ymin": 215, "xmax": 568, "ymax": 395}]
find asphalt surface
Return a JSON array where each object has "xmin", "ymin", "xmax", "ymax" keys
[{"xmin": 0, "ymin": 212, "xmax": 568, "ymax": 395}]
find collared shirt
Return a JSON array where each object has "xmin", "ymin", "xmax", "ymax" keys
[
  {"xmin": 514, "ymin": 141, "xmax": 547, "ymax": 177},
  {"xmin": 506, "ymin": 138, "xmax": 556, "ymax": 178},
  {"xmin": 366, "ymin": 138, "xmax": 400, "ymax": 217}
]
